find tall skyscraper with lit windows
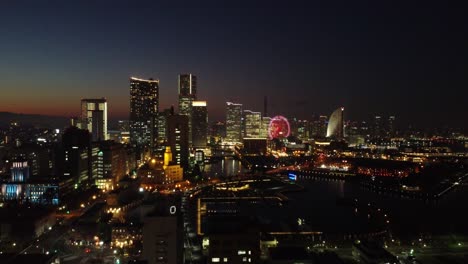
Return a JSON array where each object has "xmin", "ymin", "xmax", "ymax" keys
[
  {"xmin": 178, "ymin": 74, "xmax": 197, "ymax": 145},
  {"xmin": 81, "ymin": 98, "xmax": 108, "ymax": 141},
  {"xmin": 388, "ymin": 116, "xmax": 396, "ymax": 137},
  {"xmin": 167, "ymin": 115, "xmax": 189, "ymax": 169},
  {"xmin": 130, "ymin": 77, "xmax": 159, "ymax": 153},
  {"xmin": 243, "ymin": 110, "xmax": 262, "ymax": 138},
  {"xmin": 260, "ymin": 116, "xmax": 271, "ymax": 138},
  {"xmin": 226, "ymin": 102, "xmax": 243, "ymax": 143},
  {"xmin": 192, "ymin": 101, "xmax": 208, "ymax": 148}
]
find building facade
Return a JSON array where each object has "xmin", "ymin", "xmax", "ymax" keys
[
  {"xmin": 81, "ymin": 98, "xmax": 108, "ymax": 141},
  {"xmin": 130, "ymin": 77, "xmax": 159, "ymax": 153},
  {"xmin": 326, "ymin": 107, "xmax": 345, "ymax": 139},
  {"xmin": 259, "ymin": 116, "xmax": 271, "ymax": 139},
  {"xmin": 167, "ymin": 115, "xmax": 189, "ymax": 169},
  {"xmin": 226, "ymin": 102, "xmax": 243, "ymax": 143},
  {"xmin": 178, "ymin": 74, "xmax": 197, "ymax": 146},
  {"xmin": 243, "ymin": 110, "xmax": 262, "ymax": 138},
  {"xmin": 192, "ymin": 101, "xmax": 208, "ymax": 148},
  {"xmin": 62, "ymin": 126, "xmax": 92, "ymax": 186}
]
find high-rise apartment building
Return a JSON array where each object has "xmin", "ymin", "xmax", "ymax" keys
[
  {"xmin": 130, "ymin": 77, "xmax": 159, "ymax": 153},
  {"xmin": 192, "ymin": 101, "xmax": 208, "ymax": 148},
  {"xmin": 226, "ymin": 102, "xmax": 243, "ymax": 143},
  {"xmin": 243, "ymin": 110, "xmax": 262, "ymax": 138},
  {"xmin": 81, "ymin": 98, "xmax": 107, "ymax": 141},
  {"xmin": 178, "ymin": 74, "xmax": 197, "ymax": 145}
]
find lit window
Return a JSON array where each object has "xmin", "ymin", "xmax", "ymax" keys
[{"xmin": 212, "ymin": 257, "xmax": 220, "ymax": 262}]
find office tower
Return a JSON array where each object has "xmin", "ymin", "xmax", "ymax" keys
[
  {"xmin": 117, "ymin": 120, "xmax": 130, "ymax": 144},
  {"xmin": 130, "ymin": 77, "xmax": 159, "ymax": 153},
  {"xmin": 311, "ymin": 115, "xmax": 328, "ymax": 138},
  {"xmin": 93, "ymin": 141, "xmax": 127, "ymax": 191},
  {"xmin": 157, "ymin": 108, "xmax": 174, "ymax": 146},
  {"xmin": 373, "ymin": 115, "xmax": 383, "ymax": 139},
  {"xmin": 192, "ymin": 101, "xmax": 208, "ymax": 148},
  {"xmin": 326, "ymin": 107, "xmax": 345, "ymax": 138},
  {"xmin": 143, "ymin": 202, "xmax": 183, "ymax": 264},
  {"xmin": 62, "ymin": 126, "xmax": 92, "ymax": 186},
  {"xmin": 167, "ymin": 115, "xmax": 189, "ymax": 169},
  {"xmin": 211, "ymin": 121, "xmax": 226, "ymax": 138},
  {"xmin": 226, "ymin": 102, "xmax": 243, "ymax": 143},
  {"xmin": 243, "ymin": 110, "xmax": 262, "ymax": 138},
  {"xmin": 388, "ymin": 116, "xmax": 396, "ymax": 137},
  {"xmin": 259, "ymin": 116, "xmax": 271, "ymax": 139},
  {"xmin": 178, "ymin": 74, "xmax": 197, "ymax": 145},
  {"xmin": 359, "ymin": 121, "xmax": 369, "ymax": 136},
  {"xmin": 318, "ymin": 115, "xmax": 328, "ymax": 137},
  {"xmin": 81, "ymin": 98, "xmax": 108, "ymax": 141},
  {"xmin": 296, "ymin": 119, "xmax": 310, "ymax": 141}
]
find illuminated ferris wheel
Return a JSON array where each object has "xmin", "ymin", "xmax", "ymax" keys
[{"xmin": 268, "ymin": 115, "xmax": 290, "ymax": 139}]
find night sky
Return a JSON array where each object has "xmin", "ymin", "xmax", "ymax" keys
[{"xmin": 0, "ymin": 1, "xmax": 467, "ymax": 129}]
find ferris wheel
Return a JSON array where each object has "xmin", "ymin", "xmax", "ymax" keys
[{"xmin": 268, "ymin": 115, "xmax": 290, "ymax": 139}]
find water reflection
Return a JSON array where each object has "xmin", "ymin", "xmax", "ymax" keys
[{"xmin": 202, "ymin": 157, "xmax": 247, "ymax": 177}]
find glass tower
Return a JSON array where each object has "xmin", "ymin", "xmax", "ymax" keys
[
  {"xmin": 130, "ymin": 77, "xmax": 159, "ymax": 152},
  {"xmin": 226, "ymin": 102, "xmax": 243, "ymax": 143},
  {"xmin": 178, "ymin": 74, "xmax": 197, "ymax": 146}
]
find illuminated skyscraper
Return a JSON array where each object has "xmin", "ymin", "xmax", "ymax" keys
[
  {"xmin": 243, "ymin": 110, "xmax": 262, "ymax": 138},
  {"xmin": 259, "ymin": 116, "xmax": 271, "ymax": 138},
  {"xmin": 226, "ymin": 102, "xmax": 243, "ymax": 143},
  {"xmin": 388, "ymin": 116, "xmax": 396, "ymax": 137},
  {"xmin": 178, "ymin": 74, "xmax": 197, "ymax": 145},
  {"xmin": 157, "ymin": 108, "xmax": 174, "ymax": 146},
  {"xmin": 62, "ymin": 126, "xmax": 91, "ymax": 185},
  {"xmin": 192, "ymin": 101, "xmax": 208, "ymax": 148},
  {"xmin": 295, "ymin": 119, "xmax": 310, "ymax": 140},
  {"xmin": 81, "ymin": 98, "xmax": 107, "ymax": 141},
  {"xmin": 372, "ymin": 115, "xmax": 383, "ymax": 139},
  {"xmin": 130, "ymin": 77, "xmax": 159, "ymax": 152},
  {"xmin": 326, "ymin": 107, "xmax": 345, "ymax": 138},
  {"xmin": 318, "ymin": 115, "xmax": 328, "ymax": 137},
  {"xmin": 167, "ymin": 115, "xmax": 189, "ymax": 169}
]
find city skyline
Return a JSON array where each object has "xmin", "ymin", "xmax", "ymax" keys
[
  {"xmin": 1, "ymin": 3, "xmax": 468, "ymax": 264},
  {"xmin": 0, "ymin": 2, "xmax": 467, "ymax": 130}
]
